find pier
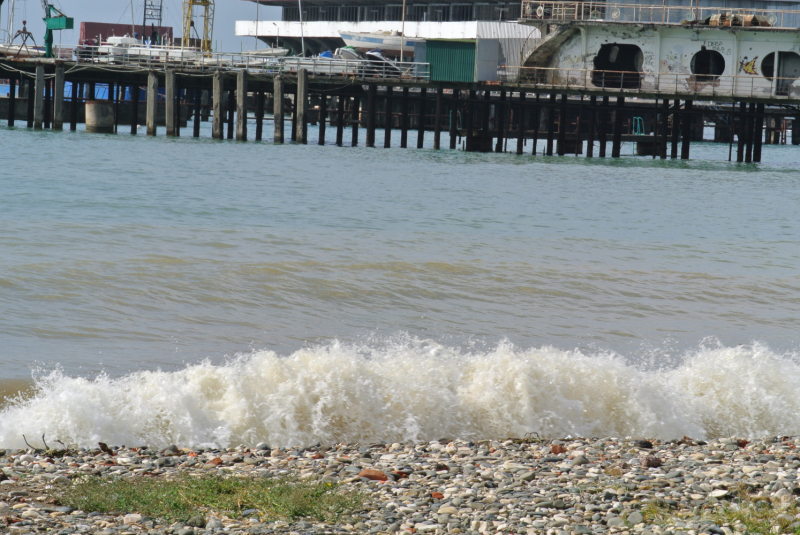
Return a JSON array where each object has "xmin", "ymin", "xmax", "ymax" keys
[{"xmin": 4, "ymin": 2, "xmax": 800, "ymax": 163}]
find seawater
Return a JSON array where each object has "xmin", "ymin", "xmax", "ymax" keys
[{"xmin": 1, "ymin": 121, "xmax": 800, "ymax": 448}]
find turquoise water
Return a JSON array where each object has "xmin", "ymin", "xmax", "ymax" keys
[{"xmin": 1, "ymin": 120, "xmax": 800, "ymax": 447}]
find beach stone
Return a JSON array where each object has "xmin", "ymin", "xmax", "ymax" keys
[
  {"xmin": 359, "ymin": 469, "xmax": 388, "ymax": 481},
  {"xmin": 186, "ymin": 515, "xmax": 206, "ymax": 528},
  {"xmin": 206, "ymin": 517, "xmax": 224, "ymax": 529},
  {"xmin": 710, "ymin": 489, "xmax": 730, "ymax": 498},
  {"xmin": 176, "ymin": 529, "xmax": 195, "ymax": 535},
  {"xmin": 571, "ymin": 455, "xmax": 590, "ymax": 466},
  {"xmin": 627, "ymin": 511, "xmax": 644, "ymax": 525},
  {"xmin": 123, "ymin": 513, "xmax": 143, "ymax": 524}
]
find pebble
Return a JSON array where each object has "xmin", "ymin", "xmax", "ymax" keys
[{"xmin": 0, "ymin": 436, "xmax": 799, "ymax": 534}]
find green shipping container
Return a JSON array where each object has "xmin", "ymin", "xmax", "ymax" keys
[{"xmin": 426, "ymin": 40, "xmax": 476, "ymax": 83}]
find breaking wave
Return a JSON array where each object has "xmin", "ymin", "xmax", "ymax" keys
[{"xmin": 1, "ymin": 340, "xmax": 799, "ymax": 449}]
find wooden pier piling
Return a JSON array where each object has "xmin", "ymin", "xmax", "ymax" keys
[
  {"xmin": 545, "ymin": 94, "xmax": 556, "ymax": 156},
  {"xmin": 417, "ymin": 88, "xmax": 426, "ymax": 149},
  {"xmin": 165, "ymin": 70, "xmax": 176, "ymax": 137},
  {"xmin": 53, "ymin": 65, "xmax": 64, "ymax": 130},
  {"xmin": 318, "ymin": 94, "xmax": 327, "ymax": 145},
  {"xmin": 236, "ymin": 70, "xmax": 248, "ymax": 141},
  {"xmin": 681, "ymin": 100, "xmax": 693, "ymax": 159},
  {"xmin": 351, "ymin": 96, "xmax": 360, "ymax": 147},
  {"xmin": 146, "ymin": 71, "xmax": 158, "ymax": 136},
  {"xmin": 273, "ymin": 76, "xmax": 284, "ymax": 143},
  {"xmin": 670, "ymin": 100, "xmax": 680, "ymax": 159},
  {"xmin": 495, "ymin": 91, "xmax": 506, "ymax": 153},
  {"xmin": 130, "ymin": 85, "xmax": 139, "ymax": 135},
  {"xmin": 384, "ymin": 86, "xmax": 393, "ymax": 148},
  {"xmin": 366, "ymin": 83, "xmax": 376, "ymax": 148},
  {"xmin": 33, "ymin": 65, "xmax": 44, "ymax": 130},
  {"xmin": 400, "ymin": 87, "xmax": 409, "ymax": 148},
  {"xmin": 516, "ymin": 92, "xmax": 525, "ymax": 155},
  {"xmin": 753, "ymin": 103, "xmax": 764, "ymax": 163},
  {"xmin": 212, "ymin": 72, "xmax": 223, "ymax": 140},
  {"xmin": 433, "ymin": 86, "xmax": 443, "ymax": 150},
  {"xmin": 226, "ymin": 89, "xmax": 235, "ymax": 140},
  {"xmin": 556, "ymin": 94, "xmax": 567, "ymax": 156},
  {"xmin": 193, "ymin": 88, "xmax": 201, "ymax": 138},
  {"xmin": 7, "ymin": 76, "xmax": 15, "ymax": 127},
  {"xmin": 611, "ymin": 96, "xmax": 624, "ymax": 158},
  {"xmin": 296, "ymin": 69, "xmax": 308, "ymax": 144},
  {"xmin": 336, "ymin": 96, "xmax": 344, "ymax": 146}
]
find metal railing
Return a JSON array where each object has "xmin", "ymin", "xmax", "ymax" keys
[
  {"xmin": 501, "ymin": 65, "xmax": 800, "ymax": 99},
  {"xmin": 520, "ymin": 1, "xmax": 800, "ymax": 28},
  {"xmin": 55, "ymin": 45, "xmax": 430, "ymax": 81}
]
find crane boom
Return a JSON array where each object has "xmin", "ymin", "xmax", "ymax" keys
[
  {"xmin": 40, "ymin": 0, "xmax": 73, "ymax": 57},
  {"xmin": 182, "ymin": 0, "xmax": 214, "ymax": 53}
]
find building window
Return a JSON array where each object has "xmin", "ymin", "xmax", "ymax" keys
[
  {"xmin": 690, "ymin": 47, "xmax": 725, "ymax": 82},
  {"xmin": 592, "ymin": 43, "xmax": 643, "ymax": 89}
]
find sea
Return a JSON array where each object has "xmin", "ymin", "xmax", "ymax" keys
[{"xmin": 1, "ymin": 120, "xmax": 800, "ymax": 450}]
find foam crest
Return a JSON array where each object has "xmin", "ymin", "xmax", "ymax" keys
[{"xmin": 1, "ymin": 340, "xmax": 799, "ymax": 449}]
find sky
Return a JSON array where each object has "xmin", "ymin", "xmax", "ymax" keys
[{"xmin": 1, "ymin": 0, "xmax": 281, "ymax": 51}]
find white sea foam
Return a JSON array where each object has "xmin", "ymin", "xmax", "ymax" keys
[{"xmin": 1, "ymin": 340, "xmax": 799, "ymax": 449}]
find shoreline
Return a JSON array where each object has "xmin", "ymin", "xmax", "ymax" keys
[{"xmin": 2, "ymin": 436, "xmax": 800, "ymax": 535}]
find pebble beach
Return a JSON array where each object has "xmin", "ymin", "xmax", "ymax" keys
[{"xmin": 2, "ymin": 436, "xmax": 799, "ymax": 535}]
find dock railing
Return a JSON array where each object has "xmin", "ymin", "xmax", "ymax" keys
[
  {"xmin": 519, "ymin": 1, "xmax": 800, "ymax": 28},
  {"xmin": 501, "ymin": 65, "xmax": 800, "ymax": 99},
  {"xmin": 60, "ymin": 45, "xmax": 431, "ymax": 82}
]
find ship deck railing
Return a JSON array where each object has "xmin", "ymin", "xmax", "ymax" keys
[
  {"xmin": 502, "ymin": 65, "xmax": 800, "ymax": 100},
  {"xmin": 53, "ymin": 45, "xmax": 431, "ymax": 82},
  {"xmin": 520, "ymin": 1, "xmax": 800, "ymax": 29}
]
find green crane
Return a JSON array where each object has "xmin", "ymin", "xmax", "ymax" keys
[{"xmin": 40, "ymin": 0, "xmax": 73, "ymax": 58}]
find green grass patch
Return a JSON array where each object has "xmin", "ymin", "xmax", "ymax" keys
[
  {"xmin": 51, "ymin": 475, "xmax": 363, "ymax": 523},
  {"xmin": 642, "ymin": 488, "xmax": 800, "ymax": 535}
]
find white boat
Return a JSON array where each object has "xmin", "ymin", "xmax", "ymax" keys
[
  {"xmin": 87, "ymin": 35, "xmax": 203, "ymax": 64},
  {"xmin": 0, "ymin": 42, "xmax": 45, "ymax": 58},
  {"xmin": 338, "ymin": 30, "xmax": 421, "ymax": 55}
]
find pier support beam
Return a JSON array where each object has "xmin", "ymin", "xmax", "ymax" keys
[
  {"xmin": 659, "ymin": 99, "xmax": 669, "ymax": 159},
  {"xmin": 7, "ymin": 75, "xmax": 15, "ymax": 127},
  {"xmin": 611, "ymin": 96, "xmax": 624, "ymax": 158},
  {"xmin": 130, "ymin": 85, "xmax": 139, "ymax": 135},
  {"xmin": 146, "ymin": 71, "xmax": 159, "ymax": 136},
  {"xmin": 586, "ymin": 95, "xmax": 596, "ymax": 158},
  {"xmin": 296, "ymin": 69, "xmax": 308, "ymax": 144},
  {"xmin": 793, "ymin": 116, "xmax": 800, "ymax": 145},
  {"xmin": 384, "ymin": 85, "xmax": 393, "ymax": 148},
  {"xmin": 236, "ymin": 70, "xmax": 248, "ymax": 141},
  {"xmin": 516, "ymin": 92, "xmax": 525, "ymax": 155},
  {"xmin": 193, "ymin": 88, "xmax": 201, "ymax": 138},
  {"xmin": 53, "ymin": 65, "xmax": 64, "ymax": 130},
  {"xmin": 598, "ymin": 96, "xmax": 608, "ymax": 157},
  {"xmin": 226, "ymin": 89, "xmax": 235, "ymax": 140},
  {"xmin": 335, "ymin": 96, "xmax": 344, "ymax": 146},
  {"xmin": 165, "ymin": 70, "xmax": 176, "ymax": 136},
  {"xmin": 753, "ymin": 103, "xmax": 764, "ymax": 163},
  {"xmin": 670, "ymin": 99, "xmax": 681, "ymax": 159},
  {"xmin": 495, "ymin": 90, "xmax": 506, "ymax": 153},
  {"xmin": 366, "ymin": 83, "xmax": 377, "ymax": 147},
  {"xmin": 417, "ymin": 88, "xmax": 426, "ymax": 149},
  {"xmin": 545, "ymin": 93, "xmax": 556, "ymax": 156},
  {"xmin": 532, "ymin": 94, "xmax": 540, "ymax": 155},
  {"xmin": 745, "ymin": 102, "xmax": 755, "ymax": 163},
  {"xmin": 273, "ymin": 76, "xmax": 284, "ymax": 143},
  {"xmin": 433, "ymin": 86, "xmax": 443, "ymax": 150},
  {"xmin": 318, "ymin": 94, "xmax": 327, "ymax": 145},
  {"xmin": 450, "ymin": 89, "xmax": 458, "ymax": 150},
  {"xmin": 213, "ymin": 72, "xmax": 224, "ymax": 139},
  {"xmin": 400, "ymin": 87, "xmax": 409, "ymax": 148},
  {"xmin": 33, "ymin": 64, "xmax": 44, "ymax": 130},
  {"xmin": 351, "ymin": 96, "xmax": 360, "ymax": 146},
  {"xmin": 69, "ymin": 83, "xmax": 78, "ymax": 131},
  {"xmin": 681, "ymin": 100, "xmax": 693, "ymax": 160},
  {"xmin": 556, "ymin": 94, "xmax": 567, "ymax": 156},
  {"xmin": 26, "ymin": 79, "xmax": 34, "ymax": 128},
  {"xmin": 736, "ymin": 102, "xmax": 745, "ymax": 162},
  {"xmin": 255, "ymin": 90, "xmax": 264, "ymax": 141}
]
